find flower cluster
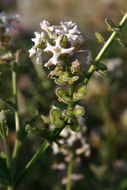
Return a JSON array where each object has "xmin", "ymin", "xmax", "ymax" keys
[
  {"xmin": 29, "ymin": 20, "xmax": 84, "ymax": 67},
  {"xmin": 0, "ymin": 12, "xmax": 19, "ymax": 47}
]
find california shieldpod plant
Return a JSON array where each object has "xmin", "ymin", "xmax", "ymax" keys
[{"xmin": 0, "ymin": 11, "xmax": 127, "ymax": 190}]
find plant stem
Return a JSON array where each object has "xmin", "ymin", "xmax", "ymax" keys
[
  {"xmin": 3, "ymin": 137, "xmax": 14, "ymax": 190},
  {"xmin": 11, "ymin": 66, "xmax": 21, "ymax": 174},
  {"xmin": 3, "ymin": 137, "xmax": 11, "ymax": 169},
  {"xmin": 14, "ymin": 141, "xmax": 50, "ymax": 189},
  {"xmin": 84, "ymin": 11, "xmax": 127, "ymax": 85},
  {"xmin": 66, "ymin": 159, "xmax": 73, "ymax": 190}
]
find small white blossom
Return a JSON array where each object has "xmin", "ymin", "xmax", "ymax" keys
[
  {"xmin": 28, "ymin": 46, "xmax": 36, "ymax": 57},
  {"xmin": 31, "ymin": 31, "xmax": 45, "ymax": 47},
  {"xmin": 55, "ymin": 21, "xmax": 84, "ymax": 45},
  {"xmin": 29, "ymin": 20, "xmax": 85, "ymax": 67},
  {"xmin": 44, "ymin": 35, "xmax": 74, "ymax": 66}
]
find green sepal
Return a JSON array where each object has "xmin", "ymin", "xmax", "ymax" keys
[
  {"xmin": 105, "ymin": 18, "xmax": 120, "ymax": 32},
  {"xmin": 0, "ymin": 152, "xmax": 11, "ymax": 185},
  {"xmin": 95, "ymin": 32, "xmax": 105, "ymax": 44},
  {"xmin": 70, "ymin": 119, "xmax": 81, "ymax": 132},
  {"xmin": 41, "ymin": 115, "xmax": 51, "ymax": 124},
  {"xmin": 25, "ymin": 124, "xmax": 52, "ymax": 141}
]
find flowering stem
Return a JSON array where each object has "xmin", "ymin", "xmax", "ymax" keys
[
  {"xmin": 11, "ymin": 65, "xmax": 21, "ymax": 176},
  {"xmin": 66, "ymin": 159, "xmax": 73, "ymax": 190},
  {"xmin": 66, "ymin": 60, "xmax": 74, "ymax": 109},
  {"xmin": 83, "ymin": 11, "xmax": 127, "ymax": 85}
]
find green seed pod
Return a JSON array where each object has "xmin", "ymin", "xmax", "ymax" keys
[
  {"xmin": 74, "ymin": 105, "xmax": 85, "ymax": 118},
  {"xmin": 73, "ymin": 84, "xmax": 86, "ymax": 101},
  {"xmin": 59, "ymin": 72, "xmax": 70, "ymax": 82},
  {"xmin": 50, "ymin": 108, "xmax": 62, "ymax": 118},
  {"xmin": 64, "ymin": 109, "xmax": 74, "ymax": 118},
  {"xmin": 69, "ymin": 76, "xmax": 79, "ymax": 84},
  {"xmin": 55, "ymin": 78, "xmax": 67, "ymax": 85},
  {"xmin": 50, "ymin": 108, "xmax": 64, "ymax": 128},
  {"xmin": 61, "ymin": 95, "xmax": 72, "ymax": 104},
  {"xmin": 55, "ymin": 88, "xmax": 67, "ymax": 98}
]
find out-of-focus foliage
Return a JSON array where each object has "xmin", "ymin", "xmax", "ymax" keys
[{"xmin": 0, "ymin": 0, "xmax": 127, "ymax": 190}]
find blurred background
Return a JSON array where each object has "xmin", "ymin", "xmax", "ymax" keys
[{"xmin": 0, "ymin": 0, "xmax": 127, "ymax": 190}]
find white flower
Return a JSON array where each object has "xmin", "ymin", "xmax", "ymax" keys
[
  {"xmin": 44, "ymin": 35, "xmax": 74, "ymax": 66},
  {"xmin": 28, "ymin": 46, "xmax": 36, "ymax": 57},
  {"xmin": 55, "ymin": 21, "xmax": 84, "ymax": 45},
  {"xmin": 31, "ymin": 32, "xmax": 45, "ymax": 47}
]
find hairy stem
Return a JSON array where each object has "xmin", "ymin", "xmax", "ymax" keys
[{"xmin": 84, "ymin": 11, "xmax": 127, "ymax": 85}]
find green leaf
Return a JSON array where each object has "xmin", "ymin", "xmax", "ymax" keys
[
  {"xmin": 0, "ymin": 152, "xmax": 10, "ymax": 185},
  {"xmin": 94, "ymin": 62, "xmax": 107, "ymax": 71},
  {"xmin": 105, "ymin": 18, "xmax": 120, "ymax": 32},
  {"xmin": 95, "ymin": 32, "xmax": 105, "ymax": 44}
]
